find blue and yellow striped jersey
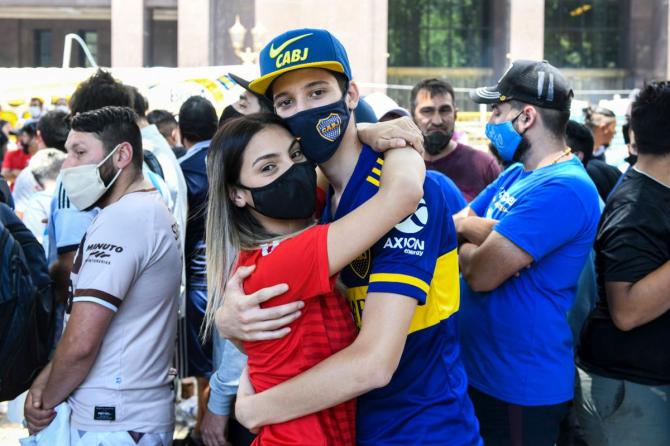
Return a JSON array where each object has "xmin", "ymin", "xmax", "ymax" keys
[{"xmin": 321, "ymin": 145, "xmax": 481, "ymax": 445}]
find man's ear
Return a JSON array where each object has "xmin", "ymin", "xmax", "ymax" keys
[
  {"xmin": 229, "ymin": 186, "xmax": 248, "ymax": 208},
  {"xmin": 171, "ymin": 127, "xmax": 181, "ymax": 147},
  {"xmin": 116, "ymin": 142, "xmax": 134, "ymax": 169},
  {"xmin": 35, "ymin": 130, "xmax": 46, "ymax": 149},
  {"xmin": 346, "ymin": 80, "xmax": 360, "ymax": 110},
  {"xmin": 518, "ymin": 105, "xmax": 538, "ymax": 132}
]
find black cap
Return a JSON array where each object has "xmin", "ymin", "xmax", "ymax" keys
[
  {"xmin": 470, "ymin": 60, "xmax": 573, "ymax": 112},
  {"xmin": 227, "ymin": 73, "xmax": 273, "ymax": 111},
  {"xmin": 20, "ymin": 121, "xmax": 38, "ymax": 136}
]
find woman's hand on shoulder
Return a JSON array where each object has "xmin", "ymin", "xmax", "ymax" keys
[{"xmin": 215, "ymin": 265, "xmax": 303, "ymax": 342}]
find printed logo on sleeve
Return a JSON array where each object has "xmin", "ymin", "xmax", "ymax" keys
[
  {"xmin": 395, "ymin": 199, "xmax": 428, "ymax": 234},
  {"xmin": 383, "ymin": 199, "xmax": 427, "ymax": 256},
  {"xmin": 85, "ymin": 243, "xmax": 124, "ymax": 265}
]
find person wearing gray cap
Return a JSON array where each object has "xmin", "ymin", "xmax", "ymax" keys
[{"xmin": 454, "ymin": 60, "xmax": 601, "ymax": 446}]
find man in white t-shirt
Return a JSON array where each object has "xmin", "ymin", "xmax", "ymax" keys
[
  {"xmin": 21, "ymin": 149, "xmax": 65, "ymax": 248},
  {"xmin": 24, "ymin": 106, "xmax": 182, "ymax": 446}
]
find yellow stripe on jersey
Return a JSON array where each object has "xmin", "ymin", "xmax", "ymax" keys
[
  {"xmin": 372, "ymin": 167, "xmax": 381, "ymax": 176},
  {"xmin": 370, "ymin": 273, "xmax": 430, "ymax": 293},
  {"xmin": 407, "ymin": 248, "xmax": 459, "ymax": 334},
  {"xmin": 366, "ymin": 176, "xmax": 380, "ymax": 187},
  {"xmin": 346, "ymin": 249, "xmax": 460, "ymax": 334},
  {"xmin": 376, "ymin": 158, "xmax": 384, "ymax": 166}
]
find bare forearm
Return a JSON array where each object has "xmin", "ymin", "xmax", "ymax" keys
[
  {"xmin": 609, "ymin": 261, "xmax": 670, "ymax": 330},
  {"xmin": 457, "ymin": 217, "xmax": 497, "ymax": 246},
  {"xmin": 41, "ymin": 351, "xmax": 97, "ymax": 409},
  {"xmin": 49, "ymin": 251, "xmax": 75, "ymax": 305},
  {"xmin": 242, "ymin": 343, "xmax": 381, "ymax": 428}
]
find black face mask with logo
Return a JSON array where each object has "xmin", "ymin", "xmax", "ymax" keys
[
  {"xmin": 238, "ymin": 161, "xmax": 317, "ymax": 220},
  {"xmin": 283, "ymin": 96, "xmax": 351, "ymax": 164}
]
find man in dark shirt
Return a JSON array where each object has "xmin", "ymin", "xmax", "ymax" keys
[
  {"xmin": 577, "ymin": 81, "xmax": 670, "ymax": 446},
  {"xmin": 178, "ymin": 95, "xmax": 218, "ymax": 442},
  {"xmin": 566, "ymin": 120, "xmax": 621, "ymax": 201},
  {"xmin": 411, "ymin": 79, "xmax": 500, "ymax": 201}
]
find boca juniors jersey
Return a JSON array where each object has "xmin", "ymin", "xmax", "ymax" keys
[{"xmin": 321, "ymin": 145, "xmax": 481, "ymax": 445}]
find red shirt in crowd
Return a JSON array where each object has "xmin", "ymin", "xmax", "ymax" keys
[
  {"xmin": 240, "ymin": 224, "xmax": 356, "ymax": 446},
  {"xmin": 2, "ymin": 148, "xmax": 30, "ymax": 171},
  {"xmin": 425, "ymin": 142, "xmax": 501, "ymax": 201}
]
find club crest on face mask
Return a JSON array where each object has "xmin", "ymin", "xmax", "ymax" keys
[
  {"xmin": 316, "ymin": 113, "xmax": 342, "ymax": 142},
  {"xmin": 284, "ymin": 96, "xmax": 351, "ymax": 164}
]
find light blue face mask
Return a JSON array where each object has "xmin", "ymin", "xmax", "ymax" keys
[{"xmin": 485, "ymin": 112, "xmax": 524, "ymax": 162}]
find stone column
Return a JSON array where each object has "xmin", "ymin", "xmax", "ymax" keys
[
  {"xmin": 111, "ymin": 0, "xmax": 145, "ymax": 66},
  {"xmin": 508, "ymin": 0, "xmax": 544, "ymax": 62},
  {"xmin": 178, "ymin": 0, "xmax": 210, "ymax": 66}
]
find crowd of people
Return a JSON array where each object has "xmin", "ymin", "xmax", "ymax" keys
[{"xmin": 0, "ymin": 26, "xmax": 668, "ymax": 446}]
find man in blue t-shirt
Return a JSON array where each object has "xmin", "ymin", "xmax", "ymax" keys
[{"xmin": 454, "ymin": 60, "xmax": 601, "ymax": 446}]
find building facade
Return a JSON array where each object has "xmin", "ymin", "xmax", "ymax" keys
[{"xmin": 0, "ymin": 0, "xmax": 668, "ymax": 108}]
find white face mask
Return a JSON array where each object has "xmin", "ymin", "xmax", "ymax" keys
[
  {"xmin": 55, "ymin": 105, "xmax": 69, "ymax": 113},
  {"xmin": 61, "ymin": 144, "xmax": 123, "ymax": 210},
  {"xmin": 29, "ymin": 105, "xmax": 42, "ymax": 118}
]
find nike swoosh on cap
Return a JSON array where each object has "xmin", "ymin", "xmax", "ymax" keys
[{"xmin": 268, "ymin": 33, "xmax": 314, "ymax": 59}]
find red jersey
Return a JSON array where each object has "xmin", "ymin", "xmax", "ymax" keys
[{"xmin": 240, "ymin": 224, "xmax": 356, "ymax": 446}]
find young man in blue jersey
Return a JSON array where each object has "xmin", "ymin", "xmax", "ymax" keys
[
  {"xmin": 454, "ymin": 60, "xmax": 601, "ymax": 445},
  {"xmin": 216, "ymin": 29, "xmax": 481, "ymax": 445}
]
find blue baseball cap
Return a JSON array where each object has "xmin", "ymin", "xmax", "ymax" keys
[{"xmin": 248, "ymin": 28, "xmax": 352, "ymax": 96}]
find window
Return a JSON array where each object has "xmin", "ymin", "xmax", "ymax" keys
[
  {"xmin": 77, "ymin": 30, "xmax": 98, "ymax": 67},
  {"xmin": 388, "ymin": 0, "xmax": 493, "ymax": 67},
  {"xmin": 544, "ymin": 0, "xmax": 628, "ymax": 68},
  {"xmin": 34, "ymin": 29, "xmax": 52, "ymax": 67}
]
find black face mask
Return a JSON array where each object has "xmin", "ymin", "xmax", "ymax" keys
[
  {"xmin": 424, "ymin": 130, "xmax": 452, "ymax": 155},
  {"xmin": 239, "ymin": 161, "xmax": 317, "ymax": 220},
  {"xmin": 219, "ymin": 105, "xmax": 244, "ymax": 127}
]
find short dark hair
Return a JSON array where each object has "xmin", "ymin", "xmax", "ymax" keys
[
  {"xmin": 147, "ymin": 109, "xmax": 178, "ymax": 140},
  {"xmin": 509, "ymin": 99, "xmax": 570, "ymax": 140},
  {"xmin": 127, "ymin": 85, "xmax": 148, "ymax": 118},
  {"xmin": 69, "ymin": 69, "xmax": 132, "ymax": 115},
  {"xmin": 179, "ymin": 96, "xmax": 218, "ymax": 143},
  {"xmin": 30, "ymin": 97, "xmax": 44, "ymax": 106},
  {"xmin": 583, "ymin": 105, "xmax": 615, "ymax": 129},
  {"xmin": 631, "ymin": 81, "xmax": 670, "ymax": 156},
  {"xmin": 37, "ymin": 110, "xmax": 70, "ymax": 152},
  {"xmin": 70, "ymin": 106, "xmax": 143, "ymax": 169},
  {"xmin": 410, "ymin": 78, "xmax": 456, "ymax": 114},
  {"xmin": 566, "ymin": 120, "xmax": 594, "ymax": 165},
  {"xmin": 21, "ymin": 121, "xmax": 38, "ymax": 137}
]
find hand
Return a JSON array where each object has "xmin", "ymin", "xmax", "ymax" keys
[
  {"xmin": 24, "ymin": 385, "xmax": 56, "ymax": 435},
  {"xmin": 357, "ymin": 117, "xmax": 425, "ymax": 155},
  {"xmin": 201, "ymin": 409, "xmax": 231, "ymax": 446},
  {"xmin": 234, "ymin": 367, "xmax": 259, "ymax": 433},
  {"xmin": 215, "ymin": 265, "xmax": 303, "ymax": 342}
]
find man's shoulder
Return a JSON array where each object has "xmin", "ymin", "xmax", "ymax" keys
[{"xmin": 101, "ymin": 190, "xmax": 170, "ymax": 224}]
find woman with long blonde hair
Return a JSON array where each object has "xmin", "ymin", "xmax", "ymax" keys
[{"xmin": 203, "ymin": 113, "xmax": 424, "ymax": 445}]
